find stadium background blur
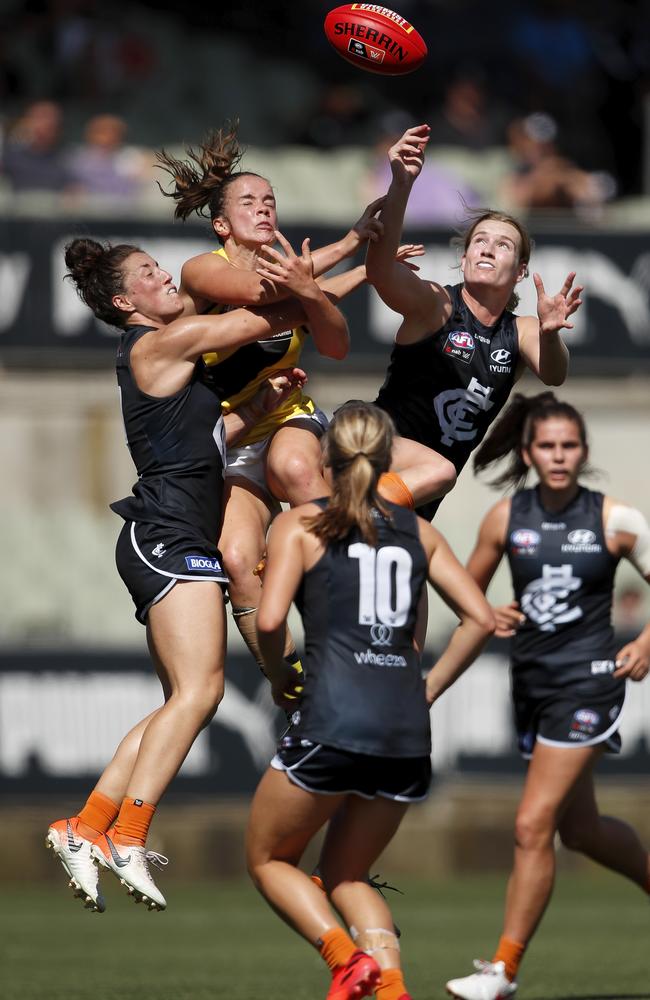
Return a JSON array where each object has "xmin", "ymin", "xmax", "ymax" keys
[{"xmin": 1, "ymin": 0, "xmax": 649, "ymax": 955}]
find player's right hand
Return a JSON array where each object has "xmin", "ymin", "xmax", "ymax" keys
[
  {"xmin": 493, "ymin": 601, "xmax": 526, "ymax": 638},
  {"xmin": 388, "ymin": 124, "xmax": 430, "ymax": 183}
]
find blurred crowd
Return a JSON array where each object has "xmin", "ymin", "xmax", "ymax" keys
[{"xmin": 1, "ymin": 0, "xmax": 649, "ymax": 218}]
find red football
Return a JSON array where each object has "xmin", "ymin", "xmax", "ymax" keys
[{"xmin": 323, "ymin": 4, "xmax": 427, "ymax": 76}]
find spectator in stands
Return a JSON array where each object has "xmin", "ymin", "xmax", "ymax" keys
[
  {"xmin": 499, "ymin": 112, "xmax": 612, "ymax": 214},
  {"xmin": 614, "ymin": 586, "xmax": 646, "ymax": 634},
  {"xmin": 292, "ymin": 83, "xmax": 376, "ymax": 149},
  {"xmin": 427, "ymin": 74, "xmax": 510, "ymax": 151},
  {"xmin": 1, "ymin": 100, "xmax": 74, "ymax": 193},
  {"xmin": 67, "ymin": 113, "xmax": 152, "ymax": 199}
]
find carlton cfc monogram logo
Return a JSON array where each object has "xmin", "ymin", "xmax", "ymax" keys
[{"xmin": 434, "ymin": 377, "xmax": 494, "ymax": 447}]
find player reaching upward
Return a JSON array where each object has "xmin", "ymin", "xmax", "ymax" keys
[
  {"xmin": 155, "ymin": 122, "xmax": 451, "ymax": 682},
  {"xmin": 46, "ymin": 232, "xmax": 348, "ymax": 913},
  {"xmin": 366, "ymin": 123, "xmax": 583, "ymax": 520}
]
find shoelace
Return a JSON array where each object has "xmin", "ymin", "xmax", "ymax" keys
[
  {"xmin": 144, "ymin": 850, "xmax": 169, "ymax": 871},
  {"xmin": 367, "ymin": 873, "xmax": 403, "ymax": 897},
  {"xmin": 472, "ymin": 960, "xmax": 498, "ymax": 975}
]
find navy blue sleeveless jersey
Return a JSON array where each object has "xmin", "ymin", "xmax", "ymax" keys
[
  {"xmin": 375, "ymin": 283, "xmax": 520, "ymax": 475},
  {"xmin": 110, "ymin": 324, "xmax": 227, "ymax": 539},
  {"xmin": 506, "ymin": 487, "xmax": 620, "ymax": 694},
  {"xmin": 288, "ymin": 500, "xmax": 431, "ymax": 758}
]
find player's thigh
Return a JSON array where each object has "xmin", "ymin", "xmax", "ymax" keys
[
  {"xmin": 519, "ymin": 741, "xmax": 603, "ymax": 830},
  {"xmin": 146, "ymin": 580, "xmax": 227, "ymax": 695},
  {"xmin": 247, "ymin": 767, "xmax": 344, "ymax": 867}
]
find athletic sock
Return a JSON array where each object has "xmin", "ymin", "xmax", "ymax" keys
[
  {"xmin": 318, "ymin": 927, "xmax": 357, "ymax": 972},
  {"xmin": 492, "ymin": 935, "xmax": 526, "ymax": 982},
  {"xmin": 377, "ymin": 472, "xmax": 414, "ymax": 509},
  {"xmin": 76, "ymin": 790, "xmax": 119, "ymax": 840},
  {"xmin": 375, "ymin": 968, "xmax": 406, "ymax": 1000},
  {"xmin": 112, "ymin": 797, "xmax": 156, "ymax": 847}
]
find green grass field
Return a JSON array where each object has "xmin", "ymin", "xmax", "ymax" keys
[{"xmin": 2, "ymin": 872, "xmax": 647, "ymax": 1000}]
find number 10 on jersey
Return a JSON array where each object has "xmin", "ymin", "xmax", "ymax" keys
[{"xmin": 348, "ymin": 543, "xmax": 413, "ymax": 628}]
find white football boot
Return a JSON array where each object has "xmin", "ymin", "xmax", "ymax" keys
[
  {"xmin": 446, "ymin": 960, "xmax": 517, "ymax": 1000},
  {"xmin": 46, "ymin": 817, "xmax": 105, "ymax": 913},
  {"xmin": 91, "ymin": 829, "xmax": 168, "ymax": 911}
]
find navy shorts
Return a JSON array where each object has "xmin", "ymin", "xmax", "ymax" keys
[
  {"xmin": 514, "ymin": 681, "xmax": 626, "ymax": 757},
  {"xmin": 115, "ymin": 520, "xmax": 228, "ymax": 624},
  {"xmin": 271, "ymin": 740, "xmax": 431, "ymax": 802}
]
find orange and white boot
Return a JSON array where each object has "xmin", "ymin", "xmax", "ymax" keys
[
  {"xmin": 46, "ymin": 817, "xmax": 105, "ymax": 913},
  {"xmin": 91, "ymin": 828, "xmax": 168, "ymax": 911}
]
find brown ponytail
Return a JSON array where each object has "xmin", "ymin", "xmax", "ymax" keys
[
  {"xmin": 473, "ymin": 391, "xmax": 589, "ymax": 490},
  {"xmin": 302, "ymin": 402, "xmax": 394, "ymax": 545}
]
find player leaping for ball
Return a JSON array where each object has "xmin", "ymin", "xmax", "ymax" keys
[{"xmin": 366, "ymin": 123, "xmax": 584, "ymax": 522}]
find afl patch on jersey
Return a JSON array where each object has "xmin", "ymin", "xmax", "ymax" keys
[
  {"xmin": 444, "ymin": 330, "xmax": 475, "ymax": 364},
  {"xmin": 510, "ymin": 528, "xmax": 541, "ymax": 553}
]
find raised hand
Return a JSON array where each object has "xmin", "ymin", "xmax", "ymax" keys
[
  {"xmin": 257, "ymin": 231, "xmax": 315, "ymax": 297},
  {"xmin": 395, "ymin": 242, "xmax": 425, "ymax": 271},
  {"xmin": 342, "ymin": 196, "xmax": 387, "ymax": 255},
  {"xmin": 388, "ymin": 124, "xmax": 430, "ymax": 184},
  {"xmin": 534, "ymin": 271, "xmax": 584, "ymax": 334}
]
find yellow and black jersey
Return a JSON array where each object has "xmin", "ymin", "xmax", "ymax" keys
[{"xmin": 201, "ymin": 248, "xmax": 316, "ymax": 447}]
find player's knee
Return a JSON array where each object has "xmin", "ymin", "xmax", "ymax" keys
[
  {"xmin": 514, "ymin": 807, "xmax": 555, "ymax": 850},
  {"xmin": 269, "ymin": 451, "xmax": 317, "ymax": 499},
  {"xmin": 220, "ymin": 538, "xmax": 258, "ymax": 587},
  {"xmin": 179, "ymin": 673, "xmax": 224, "ymax": 725}
]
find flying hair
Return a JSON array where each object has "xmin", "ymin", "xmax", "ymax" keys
[{"xmin": 155, "ymin": 121, "xmax": 262, "ymax": 223}]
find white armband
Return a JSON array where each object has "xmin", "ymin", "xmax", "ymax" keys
[{"xmin": 606, "ymin": 505, "xmax": 650, "ymax": 576}]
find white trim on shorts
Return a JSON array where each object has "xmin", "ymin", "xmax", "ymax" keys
[
  {"xmin": 129, "ymin": 522, "xmax": 228, "ymax": 584},
  {"xmin": 270, "ymin": 744, "xmax": 429, "ymax": 803},
  {"xmin": 534, "ymin": 690, "xmax": 626, "ymax": 753}
]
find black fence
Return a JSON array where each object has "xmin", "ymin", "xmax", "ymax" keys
[
  {"xmin": 2, "ymin": 218, "xmax": 650, "ymax": 373},
  {"xmin": 1, "ymin": 640, "xmax": 647, "ymax": 797}
]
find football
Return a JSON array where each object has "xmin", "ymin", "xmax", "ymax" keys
[{"xmin": 323, "ymin": 4, "xmax": 427, "ymax": 75}]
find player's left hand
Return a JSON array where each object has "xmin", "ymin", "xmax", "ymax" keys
[
  {"xmin": 535, "ymin": 271, "xmax": 583, "ymax": 334},
  {"xmin": 343, "ymin": 197, "xmax": 387, "ymax": 254},
  {"xmin": 395, "ymin": 243, "xmax": 425, "ymax": 271},
  {"xmin": 613, "ymin": 639, "xmax": 650, "ymax": 681},
  {"xmin": 259, "ymin": 367, "xmax": 307, "ymax": 413},
  {"xmin": 257, "ymin": 231, "xmax": 314, "ymax": 295}
]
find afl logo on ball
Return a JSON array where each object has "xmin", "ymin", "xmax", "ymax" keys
[
  {"xmin": 444, "ymin": 330, "xmax": 475, "ymax": 364},
  {"xmin": 511, "ymin": 528, "xmax": 541, "ymax": 553}
]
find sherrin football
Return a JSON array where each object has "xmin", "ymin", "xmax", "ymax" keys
[{"xmin": 324, "ymin": 4, "xmax": 427, "ymax": 76}]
